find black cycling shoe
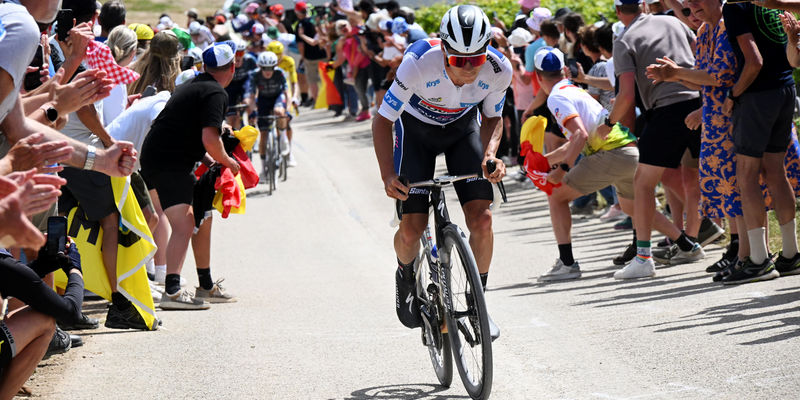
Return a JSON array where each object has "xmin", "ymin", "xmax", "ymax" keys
[
  {"xmin": 44, "ymin": 327, "xmax": 71, "ymax": 359},
  {"xmin": 613, "ymin": 243, "xmax": 637, "ymax": 265},
  {"xmin": 59, "ymin": 313, "xmax": 99, "ymax": 331},
  {"xmin": 395, "ymin": 267, "xmax": 422, "ymax": 329},
  {"xmin": 105, "ymin": 304, "xmax": 153, "ymax": 331}
]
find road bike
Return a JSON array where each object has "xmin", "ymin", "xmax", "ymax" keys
[
  {"xmin": 257, "ymin": 115, "xmax": 290, "ymax": 195},
  {"xmin": 397, "ymin": 161, "xmax": 506, "ymax": 400}
]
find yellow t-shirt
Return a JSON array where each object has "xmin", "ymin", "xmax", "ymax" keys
[{"xmin": 278, "ymin": 55, "xmax": 297, "ymax": 85}]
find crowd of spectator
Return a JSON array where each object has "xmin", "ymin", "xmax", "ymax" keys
[{"xmin": 2, "ymin": 0, "xmax": 800, "ymax": 396}]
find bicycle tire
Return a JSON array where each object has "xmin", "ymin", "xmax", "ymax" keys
[
  {"xmin": 268, "ymin": 130, "xmax": 277, "ymax": 193},
  {"xmin": 416, "ymin": 245, "xmax": 453, "ymax": 388},
  {"xmin": 441, "ymin": 224, "xmax": 492, "ymax": 400},
  {"xmin": 280, "ymin": 154, "xmax": 288, "ymax": 182}
]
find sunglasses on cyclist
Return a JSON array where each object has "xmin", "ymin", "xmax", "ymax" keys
[
  {"xmin": 445, "ymin": 49, "xmax": 487, "ymax": 68},
  {"xmin": 261, "ymin": 66, "xmax": 275, "ymax": 71},
  {"xmin": 235, "ymin": 50, "xmax": 246, "ymax": 57}
]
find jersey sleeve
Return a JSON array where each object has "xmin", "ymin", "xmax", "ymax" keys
[
  {"xmin": 481, "ymin": 53, "xmax": 513, "ymax": 118},
  {"xmin": 377, "ymin": 56, "xmax": 419, "ymax": 122},
  {"xmin": 547, "ymin": 93, "xmax": 579, "ymax": 132}
]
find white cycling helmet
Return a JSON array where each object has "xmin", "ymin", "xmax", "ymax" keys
[
  {"xmin": 236, "ymin": 40, "xmax": 248, "ymax": 52},
  {"xmin": 439, "ymin": 5, "xmax": 492, "ymax": 54},
  {"xmin": 256, "ymin": 51, "xmax": 279, "ymax": 67}
]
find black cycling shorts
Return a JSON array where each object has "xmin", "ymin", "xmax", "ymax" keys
[
  {"xmin": 0, "ymin": 321, "xmax": 16, "ymax": 371},
  {"xmin": 393, "ymin": 107, "xmax": 493, "ymax": 214}
]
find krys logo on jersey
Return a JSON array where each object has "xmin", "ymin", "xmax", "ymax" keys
[{"xmin": 426, "ymin": 79, "xmax": 440, "ymax": 88}]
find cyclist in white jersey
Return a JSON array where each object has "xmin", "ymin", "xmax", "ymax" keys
[{"xmin": 371, "ymin": 5, "xmax": 512, "ymax": 340}]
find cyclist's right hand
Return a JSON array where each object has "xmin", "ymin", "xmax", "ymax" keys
[{"xmin": 383, "ymin": 174, "xmax": 409, "ymax": 201}]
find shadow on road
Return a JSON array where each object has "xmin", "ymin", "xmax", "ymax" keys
[
  {"xmin": 641, "ymin": 286, "xmax": 800, "ymax": 345},
  {"xmin": 340, "ymin": 383, "xmax": 469, "ymax": 400}
]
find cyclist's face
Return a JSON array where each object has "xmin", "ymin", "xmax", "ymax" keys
[
  {"xmin": 441, "ymin": 44, "xmax": 483, "ymax": 85},
  {"xmin": 261, "ymin": 68, "xmax": 275, "ymax": 78}
]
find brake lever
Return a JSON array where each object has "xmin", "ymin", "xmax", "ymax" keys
[{"xmin": 485, "ymin": 160, "xmax": 508, "ymax": 203}]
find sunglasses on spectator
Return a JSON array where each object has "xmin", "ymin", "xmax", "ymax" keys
[
  {"xmin": 445, "ymin": 49, "xmax": 488, "ymax": 68},
  {"xmin": 681, "ymin": 8, "xmax": 691, "ymax": 17}
]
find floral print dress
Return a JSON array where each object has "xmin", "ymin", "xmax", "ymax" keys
[
  {"xmin": 695, "ymin": 21, "xmax": 740, "ymax": 219},
  {"xmin": 695, "ymin": 21, "xmax": 800, "ymax": 218}
]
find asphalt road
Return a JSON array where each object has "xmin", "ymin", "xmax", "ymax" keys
[{"xmin": 26, "ymin": 109, "xmax": 800, "ymax": 399}]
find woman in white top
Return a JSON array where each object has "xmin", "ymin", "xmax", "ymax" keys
[{"xmin": 102, "ymin": 25, "xmax": 138, "ymax": 125}]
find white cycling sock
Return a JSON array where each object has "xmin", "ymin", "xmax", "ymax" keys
[
  {"xmin": 780, "ymin": 220, "xmax": 798, "ymax": 258},
  {"xmin": 747, "ymin": 227, "xmax": 768, "ymax": 264},
  {"xmin": 146, "ymin": 259, "xmax": 155, "ymax": 275},
  {"xmin": 155, "ymin": 264, "xmax": 166, "ymax": 274}
]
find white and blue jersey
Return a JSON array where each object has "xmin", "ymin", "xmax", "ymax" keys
[{"xmin": 377, "ymin": 38, "xmax": 512, "ymax": 126}]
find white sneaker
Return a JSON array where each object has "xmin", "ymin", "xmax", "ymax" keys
[
  {"xmin": 149, "ymin": 281, "xmax": 163, "ymax": 303},
  {"xmin": 614, "ymin": 258, "xmax": 656, "ymax": 280},
  {"xmin": 287, "ymin": 153, "xmax": 297, "ymax": 167},
  {"xmin": 159, "ymin": 289, "xmax": 210, "ymax": 310},
  {"xmin": 538, "ymin": 258, "xmax": 582, "ymax": 282},
  {"xmin": 599, "ymin": 205, "xmax": 626, "ymax": 222},
  {"xmin": 279, "ymin": 133, "xmax": 290, "ymax": 156}
]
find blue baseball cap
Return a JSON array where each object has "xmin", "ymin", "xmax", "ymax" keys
[
  {"xmin": 534, "ymin": 47, "xmax": 564, "ymax": 72},
  {"xmin": 202, "ymin": 43, "xmax": 235, "ymax": 68}
]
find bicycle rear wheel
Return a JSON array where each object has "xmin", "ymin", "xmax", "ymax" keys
[
  {"xmin": 416, "ymin": 245, "xmax": 452, "ymax": 387},
  {"xmin": 441, "ymin": 225, "xmax": 492, "ymax": 400}
]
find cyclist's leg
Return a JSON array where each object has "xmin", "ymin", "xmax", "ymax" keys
[
  {"xmin": 393, "ymin": 113, "xmax": 438, "ymax": 329},
  {"xmin": 393, "ymin": 113, "xmax": 437, "ymax": 263},
  {"xmin": 444, "ymin": 109, "xmax": 495, "ymax": 275}
]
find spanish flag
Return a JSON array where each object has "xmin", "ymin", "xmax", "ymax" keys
[{"xmin": 54, "ymin": 176, "xmax": 158, "ymax": 330}]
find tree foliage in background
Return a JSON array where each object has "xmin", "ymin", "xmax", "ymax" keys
[{"xmin": 415, "ymin": 0, "xmax": 617, "ymax": 34}]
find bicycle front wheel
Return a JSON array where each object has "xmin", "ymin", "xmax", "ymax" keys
[
  {"xmin": 441, "ymin": 225, "xmax": 492, "ymax": 400},
  {"xmin": 416, "ymin": 246, "xmax": 452, "ymax": 387}
]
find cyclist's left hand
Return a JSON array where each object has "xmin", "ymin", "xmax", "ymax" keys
[{"xmin": 482, "ymin": 156, "xmax": 505, "ymax": 184}]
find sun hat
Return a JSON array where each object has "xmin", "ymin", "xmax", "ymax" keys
[
  {"xmin": 526, "ymin": 7, "xmax": 552, "ymax": 31},
  {"xmin": 508, "ymin": 27, "xmax": 534, "ymax": 47},
  {"xmin": 391, "ymin": 16, "xmax": 408, "ymax": 34}
]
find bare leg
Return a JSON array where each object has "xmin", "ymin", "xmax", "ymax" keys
[
  {"xmin": 191, "ymin": 215, "xmax": 212, "ymax": 270},
  {"xmin": 463, "ymin": 200, "xmax": 493, "ymax": 274},
  {"xmin": 394, "ymin": 213, "xmax": 427, "ymax": 264},
  {"xmin": 100, "ymin": 212, "xmax": 120, "ymax": 291},
  {"xmin": 661, "ymin": 167, "xmax": 685, "ymax": 231},
  {"xmin": 634, "ymin": 164, "xmax": 666, "ymax": 242},
  {"xmin": 162, "ymin": 204, "xmax": 195, "ymax": 277},
  {"xmin": 149, "ymin": 190, "xmax": 169, "ymax": 266},
  {"xmin": 0, "ymin": 307, "xmax": 56, "ymax": 400},
  {"xmin": 682, "ymin": 166, "xmax": 702, "ymax": 237},
  {"xmin": 548, "ymin": 184, "xmax": 584, "ymax": 244}
]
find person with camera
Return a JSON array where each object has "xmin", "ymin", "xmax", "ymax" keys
[{"xmin": 0, "ymin": 239, "xmax": 84, "ymax": 399}]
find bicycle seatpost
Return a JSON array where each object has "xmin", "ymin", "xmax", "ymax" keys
[{"xmin": 485, "ymin": 160, "xmax": 507, "ymax": 203}]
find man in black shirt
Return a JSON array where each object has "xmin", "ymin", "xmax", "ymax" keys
[
  {"xmin": 140, "ymin": 43, "xmax": 240, "ymax": 309},
  {"xmin": 295, "ymin": 2, "xmax": 327, "ymax": 107},
  {"xmin": 721, "ymin": 3, "xmax": 799, "ymax": 283}
]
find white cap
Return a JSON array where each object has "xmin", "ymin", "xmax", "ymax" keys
[
  {"xmin": 526, "ymin": 7, "xmax": 552, "ymax": 32},
  {"xmin": 508, "ymin": 27, "xmax": 534, "ymax": 47},
  {"xmin": 175, "ymin": 70, "xmax": 197, "ymax": 86},
  {"xmin": 202, "ymin": 43, "xmax": 235, "ymax": 68},
  {"xmin": 189, "ymin": 21, "xmax": 202, "ymax": 34},
  {"xmin": 533, "ymin": 46, "xmax": 564, "ymax": 71},
  {"xmin": 612, "ymin": 21, "xmax": 626, "ymax": 38}
]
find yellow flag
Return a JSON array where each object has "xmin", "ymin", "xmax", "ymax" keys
[
  {"xmin": 55, "ymin": 176, "xmax": 158, "ymax": 330},
  {"xmin": 520, "ymin": 115, "xmax": 547, "ymax": 154}
]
